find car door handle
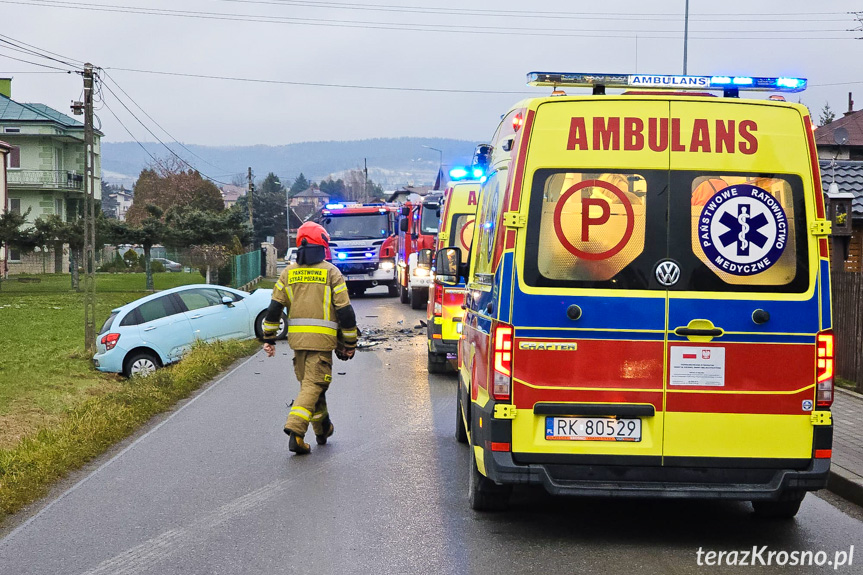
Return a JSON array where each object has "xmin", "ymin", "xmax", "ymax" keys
[
  {"xmin": 189, "ymin": 314, "xmax": 203, "ymax": 319},
  {"xmin": 674, "ymin": 327, "xmax": 723, "ymax": 337},
  {"xmin": 143, "ymin": 326, "xmax": 156, "ymax": 332}
]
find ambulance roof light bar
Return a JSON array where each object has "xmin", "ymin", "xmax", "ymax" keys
[{"xmin": 526, "ymin": 72, "xmax": 807, "ymax": 95}]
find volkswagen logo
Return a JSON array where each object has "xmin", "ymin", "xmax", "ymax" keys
[{"xmin": 655, "ymin": 260, "xmax": 681, "ymax": 287}]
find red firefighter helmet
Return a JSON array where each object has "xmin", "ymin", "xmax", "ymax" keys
[{"xmin": 296, "ymin": 222, "xmax": 330, "ymax": 247}]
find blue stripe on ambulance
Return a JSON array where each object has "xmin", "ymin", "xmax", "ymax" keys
[
  {"xmin": 820, "ymin": 259, "xmax": 832, "ymax": 330},
  {"xmin": 667, "ymin": 294, "xmax": 819, "ymax": 335}
]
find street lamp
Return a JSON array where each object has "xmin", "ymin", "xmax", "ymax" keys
[{"xmin": 421, "ymin": 145, "xmax": 442, "ymax": 177}]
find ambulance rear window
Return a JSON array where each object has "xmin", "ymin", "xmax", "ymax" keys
[
  {"xmin": 449, "ymin": 213, "xmax": 475, "ymax": 254},
  {"xmin": 678, "ymin": 172, "xmax": 807, "ymax": 291},
  {"xmin": 523, "ymin": 169, "xmax": 809, "ymax": 292}
]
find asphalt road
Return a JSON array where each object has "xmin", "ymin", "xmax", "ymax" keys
[{"xmin": 2, "ymin": 286, "xmax": 863, "ymax": 574}]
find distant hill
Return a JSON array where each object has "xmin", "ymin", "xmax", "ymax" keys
[{"xmin": 101, "ymin": 137, "xmax": 480, "ymax": 189}]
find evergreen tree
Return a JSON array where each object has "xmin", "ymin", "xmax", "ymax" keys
[
  {"xmin": 819, "ymin": 102, "xmax": 836, "ymax": 127},
  {"xmin": 290, "ymin": 173, "xmax": 310, "ymax": 197}
]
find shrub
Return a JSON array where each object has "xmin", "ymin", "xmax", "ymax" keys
[{"xmin": 122, "ymin": 249, "xmax": 139, "ymax": 268}]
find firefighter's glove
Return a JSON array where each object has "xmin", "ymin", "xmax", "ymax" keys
[{"xmin": 336, "ymin": 327, "xmax": 358, "ymax": 361}]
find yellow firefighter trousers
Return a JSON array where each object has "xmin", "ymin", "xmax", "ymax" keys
[{"xmin": 285, "ymin": 350, "xmax": 333, "ymax": 436}]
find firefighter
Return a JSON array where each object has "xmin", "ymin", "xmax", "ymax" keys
[{"xmin": 260, "ymin": 222, "xmax": 358, "ymax": 455}]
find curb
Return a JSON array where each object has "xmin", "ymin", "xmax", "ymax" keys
[{"xmin": 827, "ymin": 465, "xmax": 863, "ymax": 508}]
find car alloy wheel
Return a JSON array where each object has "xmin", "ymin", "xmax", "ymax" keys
[{"xmin": 130, "ymin": 357, "xmax": 158, "ymax": 377}]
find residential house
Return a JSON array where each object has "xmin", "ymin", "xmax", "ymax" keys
[
  {"xmin": 102, "ymin": 187, "xmax": 134, "ymax": 220},
  {"xmin": 815, "ymin": 93, "xmax": 863, "ymax": 160},
  {"xmin": 220, "ymin": 184, "xmax": 246, "ymax": 209},
  {"xmin": 0, "ymin": 78, "xmax": 102, "ymax": 274},
  {"xmin": 289, "ymin": 187, "xmax": 330, "ymax": 212}
]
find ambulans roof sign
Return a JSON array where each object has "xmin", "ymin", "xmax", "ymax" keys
[{"xmin": 698, "ymin": 184, "xmax": 788, "ymax": 276}]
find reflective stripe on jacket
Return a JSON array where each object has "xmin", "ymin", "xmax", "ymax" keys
[{"xmin": 271, "ymin": 261, "xmax": 351, "ymax": 351}]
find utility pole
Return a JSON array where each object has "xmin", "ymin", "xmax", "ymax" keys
[
  {"xmin": 83, "ymin": 63, "xmax": 97, "ymax": 354},
  {"xmin": 683, "ymin": 0, "xmax": 690, "ymax": 74},
  {"xmin": 247, "ymin": 166, "xmax": 254, "ymax": 243},
  {"xmin": 363, "ymin": 158, "xmax": 368, "ymax": 202}
]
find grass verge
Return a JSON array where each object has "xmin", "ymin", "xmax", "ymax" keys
[{"xmin": 0, "ymin": 339, "xmax": 259, "ymax": 525}]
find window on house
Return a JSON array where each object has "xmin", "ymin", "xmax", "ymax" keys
[
  {"xmin": 7, "ymin": 146, "xmax": 20, "ymax": 169},
  {"xmin": 55, "ymin": 198, "xmax": 64, "ymax": 219},
  {"xmin": 8, "ymin": 248, "xmax": 21, "ymax": 261},
  {"xmin": 10, "ymin": 198, "xmax": 21, "ymax": 215}
]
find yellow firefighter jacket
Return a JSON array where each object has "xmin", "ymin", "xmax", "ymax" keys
[{"xmin": 271, "ymin": 260, "xmax": 354, "ymax": 351}]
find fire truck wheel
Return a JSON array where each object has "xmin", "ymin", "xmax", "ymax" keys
[
  {"xmin": 399, "ymin": 283, "xmax": 410, "ymax": 304},
  {"xmin": 468, "ymin": 439, "xmax": 510, "ymax": 511},
  {"xmin": 410, "ymin": 287, "xmax": 426, "ymax": 309},
  {"xmin": 455, "ymin": 395, "xmax": 468, "ymax": 444}
]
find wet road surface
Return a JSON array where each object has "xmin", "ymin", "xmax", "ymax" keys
[{"xmin": 2, "ymin": 287, "xmax": 862, "ymax": 574}]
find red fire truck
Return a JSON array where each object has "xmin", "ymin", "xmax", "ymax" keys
[
  {"xmin": 396, "ymin": 193, "xmax": 442, "ymax": 309},
  {"xmin": 319, "ymin": 203, "xmax": 400, "ymax": 297}
]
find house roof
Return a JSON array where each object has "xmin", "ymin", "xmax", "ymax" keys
[
  {"xmin": 220, "ymin": 184, "xmax": 246, "ymax": 202},
  {"xmin": 293, "ymin": 187, "xmax": 330, "ymax": 198},
  {"xmin": 0, "ymin": 94, "xmax": 85, "ymax": 128},
  {"xmin": 819, "ymin": 159, "xmax": 863, "ymax": 217},
  {"xmin": 815, "ymin": 110, "xmax": 863, "ymax": 147}
]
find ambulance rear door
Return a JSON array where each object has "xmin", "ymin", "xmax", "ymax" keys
[
  {"xmin": 663, "ymin": 100, "xmax": 819, "ymax": 465},
  {"xmin": 510, "ymin": 99, "xmax": 672, "ymax": 462}
]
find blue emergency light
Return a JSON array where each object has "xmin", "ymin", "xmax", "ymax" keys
[
  {"xmin": 326, "ymin": 203, "xmax": 345, "ymax": 209},
  {"xmin": 449, "ymin": 167, "xmax": 469, "ymax": 180},
  {"xmin": 472, "ymin": 167, "xmax": 484, "ymax": 179},
  {"xmin": 337, "ymin": 252, "xmax": 347, "ymax": 260},
  {"xmin": 526, "ymin": 72, "xmax": 807, "ymax": 93}
]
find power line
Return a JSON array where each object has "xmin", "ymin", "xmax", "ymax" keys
[
  {"xmin": 0, "ymin": 49, "xmax": 76, "ymax": 72},
  {"xmin": 208, "ymin": 0, "xmax": 852, "ymax": 22},
  {"xmin": 105, "ymin": 66, "xmax": 536, "ymax": 94},
  {"xmin": 4, "ymin": 0, "xmax": 854, "ymax": 39},
  {"xmin": 99, "ymin": 76, "xmax": 230, "ymax": 185},
  {"xmin": 0, "ymin": 33, "xmax": 87, "ymax": 65},
  {"xmin": 99, "ymin": 70, "xmax": 231, "ymax": 174},
  {"xmin": 0, "ymin": 36, "xmax": 82, "ymax": 68},
  {"xmin": 100, "ymin": 97, "xmax": 160, "ymax": 166}
]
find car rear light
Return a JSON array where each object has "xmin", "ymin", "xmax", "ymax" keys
[
  {"xmin": 101, "ymin": 332, "xmax": 120, "ymax": 351},
  {"xmin": 433, "ymin": 283, "xmax": 443, "ymax": 316},
  {"xmin": 493, "ymin": 323, "xmax": 513, "ymax": 401},
  {"xmin": 816, "ymin": 330, "xmax": 834, "ymax": 407}
]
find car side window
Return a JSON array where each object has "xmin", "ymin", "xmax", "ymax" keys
[
  {"xmin": 217, "ymin": 289, "xmax": 243, "ymax": 302},
  {"xmin": 136, "ymin": 296, "xmax": 176, "ymax": 324},
  {"xmin": 178, "ymin": 288, "xmax": 223, "ymax": 311}
]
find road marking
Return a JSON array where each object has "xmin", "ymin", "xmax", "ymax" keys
[
  {"xmin": 1, "ymin": 352, "xmax": 261, "ymax": 545},
  {"xmin": 76, "ymin": 425, "xmax": 413, "ymax": 575}
]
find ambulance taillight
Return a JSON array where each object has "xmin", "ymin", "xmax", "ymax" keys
[
  {"xmin": 433, "ymin": 283, "xmax": 443, "ymax": 316},
  {"xmin": 816, "ymin": 330, "xmax": 834, "ymax": 407},
  {"xmin": 493, "ymin": 323, "xmax": 513, "ymax": 401}
]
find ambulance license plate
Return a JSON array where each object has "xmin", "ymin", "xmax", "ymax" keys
[
  {"xmin": 545, "ymin": 417, "xmax": 641, "ymax": 442},
  {"xmin": 347, "ymin": 275, "xmax": 366, "ymax": 281}
]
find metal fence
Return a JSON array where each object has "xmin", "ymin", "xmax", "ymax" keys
[
  {"xmin": 832, "ymin": 270, "xmax": 863, "ymax": 392},
  {"xmin": 231, "ymin": 250, "xmax": 261, "ymax": 289}
]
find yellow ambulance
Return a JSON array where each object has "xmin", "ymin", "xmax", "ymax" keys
[
  {"xmin": 438, "ymin": 72, "xmax": 834, "ymax": 517},
  {"xmin": 426, "ymin": 175, "xmax": 480, "ymax": 373}
]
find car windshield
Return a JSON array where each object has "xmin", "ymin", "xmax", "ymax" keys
[
  {"xmin": 322, "ymin": 214, "xmax": 389, "ymax": 239},
  {"xmin": 420, "ymin": 204, "xmax": 440, "ymax": 235}
]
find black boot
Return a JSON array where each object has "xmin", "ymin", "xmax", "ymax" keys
[
  {"xmin": 288, "ymin": 430, "xmax": 311, "ymax": 455},
  {"xmin": 315, "ymin": 417, "xmax": 335, "ymax": 445}
]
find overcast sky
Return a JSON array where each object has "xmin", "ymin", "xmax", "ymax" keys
[{"xmin": 2, "ymin": 0, "xmax": 862, "ymax": 151}]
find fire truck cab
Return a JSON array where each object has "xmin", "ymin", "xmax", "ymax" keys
[
  {"xmin": 319, "ymin": 203, "xmax": 399, "ymax": 297},
  {"xmin": 396, "ymin": 193, "xmax": 442, "ymax": 309}
]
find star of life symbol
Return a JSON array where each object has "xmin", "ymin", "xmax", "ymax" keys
[{"xmin": 698, "ymin": 184, "xmax": 788, "ymax": 277}]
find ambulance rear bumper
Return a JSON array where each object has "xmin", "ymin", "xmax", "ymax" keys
[{"xmin": 484, "ymin": 452, "xmax": 830, "ymax": 500}]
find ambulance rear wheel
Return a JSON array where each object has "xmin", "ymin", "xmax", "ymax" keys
[
  {"xmin": 468, "ymin": 440, "xmax": 510, "ymax": 511},
  {"xmin": 751, "ymin": 493, "xmax": 805, "ymax": 519},
  {"xmin": 455, "ymin": 395, "xmax": 468, "ymax": 444},
  {"xmin": 428, "ymin": 351, "xmax": 448, "ymax": 374},
  {"xmin": 410, "ymin": 287, "xmax": 426, "ymax": 309},
  {"xmin": 399, "ymin": 283, "xmax": 409, "ymax": 304}
]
